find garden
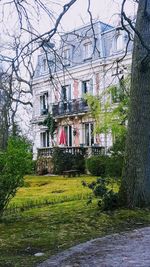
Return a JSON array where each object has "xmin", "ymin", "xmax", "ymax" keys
[
  {"xmin": 0, "ymin": 99, "xmax": 150, "ymax": 266},
  {"xmin": 1, "ymin": 174, "xmax": 150, "ymax": 267}
]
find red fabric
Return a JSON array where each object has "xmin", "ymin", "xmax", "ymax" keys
[{"xmin": 59, "ymin": 128, "xmax": 67, "ymax": 145}]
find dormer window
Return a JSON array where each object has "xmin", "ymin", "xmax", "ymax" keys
[
  {"xmin": 111, "ymin": 32, "xmax": 124, "ymax": 55},
  {"xmin": 63, "ymin": 48, "xmax": 70, "ymax": 66},
  {"xmin": 116, "ymin": 34, "xmax": 123, "ymax": 51},
  {"xmin": 43, "ymin": 58, "xmax": 47, "ymax": 72},
  {"xmin": 83, "ymin": 42, "xmax": 92, "ymax": 60}
]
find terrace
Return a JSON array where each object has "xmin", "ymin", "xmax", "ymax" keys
[{"xmin": 37, "ymin": 146, "xmax": 105, "ymax": 158}]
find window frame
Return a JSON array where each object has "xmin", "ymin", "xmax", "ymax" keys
[
  {"xmin": 83, "ymin": 41, "xmax": 92, "ymax": 60},
  {"xmin": 84, "ymin": 122, "xmax": 94, "ymax": 146},
  {"xmin": 40, "ymin": 131, "xmax": 50, "ymax": 147},
  {"xmin": 63, "ymin": 48, "xmax": 71, "ymax": 66},
  {"xmin": 61, "ymin": 85, "xmax": 71, "ymax": 101},
  {"xmin": 40, "ymin": 92, "xmax": 48, "ymax": 115},
  {"xmin": 82, "ymin": 79, "xmax": 93, "ymax": 96}
]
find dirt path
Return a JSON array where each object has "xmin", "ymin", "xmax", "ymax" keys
[{"xmin": 37, "ymin": 227, "xmax": 150, "ymax": 267}]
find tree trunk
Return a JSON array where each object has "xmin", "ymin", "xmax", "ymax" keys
[{"xmin": 120, "ymin": 0, "xmax": 150, "ymax": 207}]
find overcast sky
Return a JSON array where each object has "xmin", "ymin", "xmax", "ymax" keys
[
  {"xmin": 0, "ymin": 0, "xmax": 137, "ymax": 40},
  {"xmin": 52, "ymin": 0, "xmax": 137, "ymax": 33}
]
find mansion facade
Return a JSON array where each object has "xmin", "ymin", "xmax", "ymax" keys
[{"xmin": 32, "ymin": 21, "xmax": 132, "ymax": 160}]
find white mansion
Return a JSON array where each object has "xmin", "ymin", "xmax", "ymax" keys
[{"xmin": 32, "ymin": 21, "xmax": 132, "ymax": 160}]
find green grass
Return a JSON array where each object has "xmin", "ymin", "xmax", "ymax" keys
[
  {"xmin": 8, "ymin": 175, "xmax": 94, "ymax": 211},
  {"xmin": 0, "ymin": 175, "xmax": 150, "ymax": 267}
]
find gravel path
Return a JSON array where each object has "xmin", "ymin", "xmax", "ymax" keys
[{"xmin": 37, "ymin": 227, "xmax": 150, "ymax": 267}]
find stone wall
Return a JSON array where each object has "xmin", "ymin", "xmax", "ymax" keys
[{"xmin": 36, "ymin": 157, "xmax": 54, "ymax": 175}]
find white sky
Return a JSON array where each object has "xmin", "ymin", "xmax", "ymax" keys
[
  {"xmin": 58, "ymin": 0, "xmax": 136, "ymax": 31},
  {"xmin": 0, "ymin": 0, "xmax": 137, "ymax": 39}
]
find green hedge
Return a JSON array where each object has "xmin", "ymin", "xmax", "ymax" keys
[
  {"xmin": 86, "ymin": 155, "xmax": 123, "ymax": 177},
  {"xmin": 52, "ymin": 148, "xmax": 85, "ymax": 174},
  {"xmin": 86, "ymin": 156, "xmax": 107, "ymax": 176}
]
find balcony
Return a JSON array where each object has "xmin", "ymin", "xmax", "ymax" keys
[
  {"xmin": 52, "ymin": 98, "xmax": 89, "ymax": 118},
  {"xmin": 38, "ymin": 146, "xmax": 105, "ymax": 158}
]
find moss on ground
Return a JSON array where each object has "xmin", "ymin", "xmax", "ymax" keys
[{"xmin": 0, "ymin": 175, "xmax": 150, "ymax": 267}]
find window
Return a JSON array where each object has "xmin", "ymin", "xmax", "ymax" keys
[
  {"xmin": 43, "ymin": 58, "xmax": 47, "ymax": 71},
  {"xmin": 64, "ymin": 125, "xmax": 72, "ymax": 146},
  {"xmin": 63, "ymin": 49, "xmax": 70, "ymax": 66},
  {"xmin": 84, "ymin": 123, "xmax": 94, "ymax": 146},
  {"xmin": 61, "ymin": 85, "xmax": 71, "ymax": 101},
  {"xmin": 83, "ymin": 42, "xmax": 92, "ymax": 60},
  {"xmin": 82, "ymin": 79, "xmax": 93, "ymax": 96},
  {"xmin": 40, "ymin": 131, "xmax": 49, "ymax": 147},
  {"xmin": 48, "ymin": 59, "xmax": 54, "ymax": 67},
  {"xmin": 40, "ymin": 92, "xmax": 48, "ymax": 115},
  {"xmin": 116, "ymin": 34, "xmax": 123, "ymax": 51}
]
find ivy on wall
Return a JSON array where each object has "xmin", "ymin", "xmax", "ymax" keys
[{"xmin": 39, "ymin": 113, "xmax": 57, "ymax": 139}]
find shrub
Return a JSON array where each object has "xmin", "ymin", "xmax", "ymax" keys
[
  {"xmin": 100, "ymin": 190, "xmax": 119, "ymax": 210},
  {"xmin": 0, "ymin": 152, "xmax": 5, "ymax": 171},
  {"xmin": 105, "ymin": 133, "xmax": 125, "ymax": 178},
  {"xmin": 105, "ymin": 156, "xmax": 123, "ymax": 177},
  {"xmin": 86, "ymin": 155, "xmax": 107, "ymax": 176},
  {"xmin": 86, "ymin": 154, "xmax": 123, "ymax": 178},
  {"xmin": 84, "ymin": 177, "xmax": 119, "ymax": 211},
  {"xmin": 0, "ymin": 137, "xmax": 33, "ymax": 216},
  {"xmin": 109, "ymin": 133, "xmax": 126, "ymax": 157},
  {"xmin": 72, "ymin": 153, "xmax": 85, "ymax": 173},
  {"xmin": 52, "ymin": 148, "xmax": 85, "ymax": 174},
  {"xmin": 52, "ymin": 148, "xmax": 73, "ymax": 174},
  {"xmin": 31, "ymin": 160, "xmax": 37, "ymax": 174}
]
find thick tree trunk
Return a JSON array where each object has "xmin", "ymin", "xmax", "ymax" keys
[{"xmin": 120, "ymin": 0, "xmax": 150, "ymax": 207}]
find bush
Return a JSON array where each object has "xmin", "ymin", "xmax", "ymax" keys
[
  {"xmin": 52, "ymin": 148, "xmax": 73, "ymax": 174},
  {"xmin": 86, "ymin": 155, "xmax": 107, "ymax": 176},
  {"xmin": 0, "ymin": 152, "xmax": 5, "ymax": 171},
  {"xmin": 0, "ymin": 137, "xmax": 33, "ymax": 216},
  {"xmin": 86, "ymin": 154, "xmax": 123, "ymax": 178},
  {"xmin": 31, "ymin": 160, "xmax": 37, "ymax": 174},
  {"xmin": 105, "ymin": 156, "xmax": 123, "ymax": 177},
  {"xmin": 52, "ymin": 148, "xmax": 85, "ymax": 174},
  {"xmin": 105, "ymin": 133, "xmax": 125, "ymax": 178},
  {"xmin": 84, "ymin": 177, "xmax": 119, "ymax": 211},
  {"xmin": 98, "ymin": 190, "xmax": 119, "ymax": 210},
  {"xmin": 73, "ymin": 153, "xmax": 85, "ymax": 173}
]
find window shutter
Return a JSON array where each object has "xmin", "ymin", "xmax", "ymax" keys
[
  {"xmin": 68, "ymin": 85, "xmax": 71, "ymax": 100},
  {"xmin": 40, "ymin": 95, "xmax": 43, "ymax": 111},
  {"xmin": 89, "ymin": 79, "xmax": 93, "ymax": 95},
  {"xmin": 82, "ymin": 82, "xmax": 85, "ymax": 97}
]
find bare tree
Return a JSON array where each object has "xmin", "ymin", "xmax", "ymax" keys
[{"xmin": 0, "ymin": 0, "xmax": 80, "ymax": 146}]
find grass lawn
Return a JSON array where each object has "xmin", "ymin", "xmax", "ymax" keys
[{"xmin": 0, "ymin": 175, "xmax": 150, "ymax": 267}]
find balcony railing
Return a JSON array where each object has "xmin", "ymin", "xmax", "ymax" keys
[
  {"xmin": 38, "ymin": 146, "xmax": 105, "ymax": 158},
  {"xmin": 52, "ymin": 98, "xmax": 89, "ymax": 117}
]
